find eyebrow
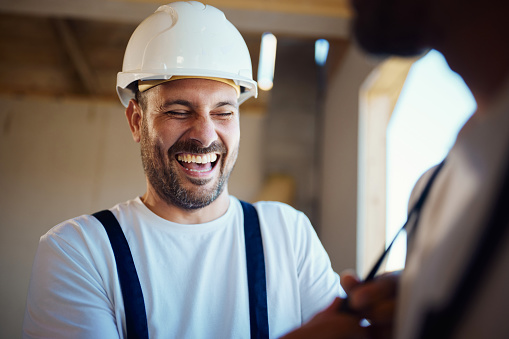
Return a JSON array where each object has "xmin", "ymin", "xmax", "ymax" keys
[
  {"xmin": 215, "ymin": 100, "xmax": 239, "ymax": 109},
  {"xmin": 159, "ymin": 99, "xmax": 192, "ymax": 110},
  {"xmin": 159, "ymin": 99, "xmax": 238, "ymax": 110}
]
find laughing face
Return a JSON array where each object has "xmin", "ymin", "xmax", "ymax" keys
[{"xmin": 133, "ymin": 78, "xmax": 240, "ymax": 210}]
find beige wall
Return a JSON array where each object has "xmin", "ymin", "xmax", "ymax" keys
[{"xmin": 1, "ymin": 97, "xmax": 144, "ymax": 339}]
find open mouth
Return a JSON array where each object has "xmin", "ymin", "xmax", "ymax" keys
[{"xmin": 176, "ymin": 152, "xmax": 220, "ymax": 173}]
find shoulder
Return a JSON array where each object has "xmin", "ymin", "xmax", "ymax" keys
[
  {"xmin": 252, "ymin": 200, "xmax": 308, "ymax": 226},
  {"xmin": 246, "ymin": 200, "xmax": 316, "ymax": 245},
  {"xmin": 252, "ymin": 200, "xmax": 304, "ymax": 216},
  {"xmin": 40, "ymin": 198, "xmax": 139, "ymax": 256},
  {"xmin": 43, "ymin": 214, "xmax": 102, "ymax": 245},
  {"xmin": 36, "ymin": 214, "xmax": 107, "ymax": 268}
]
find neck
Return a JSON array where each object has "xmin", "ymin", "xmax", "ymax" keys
[
  {"xmin": 141, "ymin": 187, "xmax": 231, "ymax": 224},
  {"xmin": 435, "ymin": 6, "xmax": 509, "ymax": 113}
]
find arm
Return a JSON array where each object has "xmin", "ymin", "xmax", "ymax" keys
[
  {"xmin": 280, "ymin": 298, "xmax": 369, "ymax": 339},
  {"xmin": 23, "ymin": 224, "xmax": 121, "ymax": 339},
  {"xmin": 280, "ymin": 270, "xmax": 399, "ymax": 339},
  {"xmin": 294, "ymin": 211, "xmax": 342, "ymax": 322}
]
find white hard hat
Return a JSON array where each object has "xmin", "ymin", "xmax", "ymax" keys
[{"xmin": 116, "ymin": 1, "xmax": 258, "ymax": 107}]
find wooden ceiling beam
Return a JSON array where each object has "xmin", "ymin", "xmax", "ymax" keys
[
  {"xmin": 52, "ymin": 18, "xmax": 98, "ymax": 95},
  {"xmin": 0, "ymin": 0, "xmax": 351, "ymax": 39},
  {"xmin": 121, "ymin": 0, "xmax": 353, "ymax": 18}
]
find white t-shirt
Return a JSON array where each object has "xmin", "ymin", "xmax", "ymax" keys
[
  {"xmin": 396, "ymin": 82, "xmax": 509, "ymax": 338},
  {"xmin": 23, "ymin": 196, "xmax": 340, "ymax": 339}
]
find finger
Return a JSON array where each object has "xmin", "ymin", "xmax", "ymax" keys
[
  {"xmin": 340, "ymin": 269, "xmax": 361, "ymax": 295},
  {"xmin": 349, "ymin": 271, "xmax": 400, "ymax": 310}
]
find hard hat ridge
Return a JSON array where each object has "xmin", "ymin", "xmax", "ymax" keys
[{"xmin": 116, "ymin": 1, "xmax": 258, "ymax": 107}]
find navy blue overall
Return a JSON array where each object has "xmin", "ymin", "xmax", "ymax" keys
[{"xmin": 93, "ymin": 200, "xmax": 269, "ymax": 339}]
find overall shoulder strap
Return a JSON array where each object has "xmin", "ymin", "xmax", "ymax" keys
[
  {"xmin": 240, "ymin": 200, "xmax": 269, "ymax": 339},
  {"xmin": 93, "ymin": 210, "xmax": 149, "ymax": 339}
]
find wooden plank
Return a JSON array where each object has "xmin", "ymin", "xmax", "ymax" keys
[
  {"xmin": 0, "ymin": 0, "xmax": 350, "ymax": 38},
  {"xmin": 121, "ymin": 0, "xmax": 353, "ymax": 18},
  {"xmin": 52, "ymin": 18, "xmax": 98, "ymax": 95}
]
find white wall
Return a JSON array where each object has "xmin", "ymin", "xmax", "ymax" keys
[
  {"xmin": 0, "ymin": 96, "xmax": 265, "ymax": 338},
  {"xmin": 319, "ymin": 46, "xmax": 375, "ymax": 274}
]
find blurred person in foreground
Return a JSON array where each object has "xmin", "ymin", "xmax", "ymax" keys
[{"xmin": 287, "ymin": 0, "xmax": 509, "ymax": 338}]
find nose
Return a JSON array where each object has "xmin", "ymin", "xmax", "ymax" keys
[{"xmin": 188, "ymin": 116, "xmax": 218, "ymax": 148}]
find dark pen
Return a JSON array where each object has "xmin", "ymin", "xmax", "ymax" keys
[{"xmin": 338, "ymin": 159, "xmax": 445, "ymax": 313}]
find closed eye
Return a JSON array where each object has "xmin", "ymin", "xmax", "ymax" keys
[
  {"xmin": 166, "ymin": 111, "xmax": 190, "ymax": 118},
  {"xmin": 212, "ymin": 112, "xmax": 236, "ymax": 120}
]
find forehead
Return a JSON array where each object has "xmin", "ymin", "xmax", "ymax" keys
[{"xmin": 145, "ymin": 78, "xmax": 239, "ymax": 109}]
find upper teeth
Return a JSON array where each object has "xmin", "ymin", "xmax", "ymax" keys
[{"xmin": 177, "ymin": 153, "xmax": 218, "ymax": 164}]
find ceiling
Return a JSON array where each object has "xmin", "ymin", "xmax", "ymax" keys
[{"xmin": 0, "ymin": 0, "xmax": 353, "ymax": 108}]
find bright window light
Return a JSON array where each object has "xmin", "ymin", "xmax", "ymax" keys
[
  {"xmin": 385, "ymin": 50, "xmax": 477, "ymax": 271},
  {"xmin": 257, "ymin": 32, "xmax": 277, "ymax": 91},
  {"xmin": 315, "ymin": 39, "xmax": 329, "ymax": 66}
]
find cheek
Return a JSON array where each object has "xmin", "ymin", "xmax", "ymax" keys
[
  {"xmin": 152, "ymin": 123, "xmax": 181, "ymax": 149},
  {"xmin": 223, "ymin": 124, "xmax": 240, "ymax": 151}
]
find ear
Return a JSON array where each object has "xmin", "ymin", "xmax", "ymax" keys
[{"xmin": 126, "ymin": 99, "xmax": 143, "ymax": 143}]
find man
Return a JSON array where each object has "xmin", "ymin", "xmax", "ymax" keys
[
  {"xmin": 287, "ymin": 0, "xmax": 509, "ymax": 338},
  {"xmin": 347, "ymin": 0, "xmax": 509, "ymax": 338},
  {"xmin": 22, "ymin": 2, "xmax": 340, "ymax": 338}
]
